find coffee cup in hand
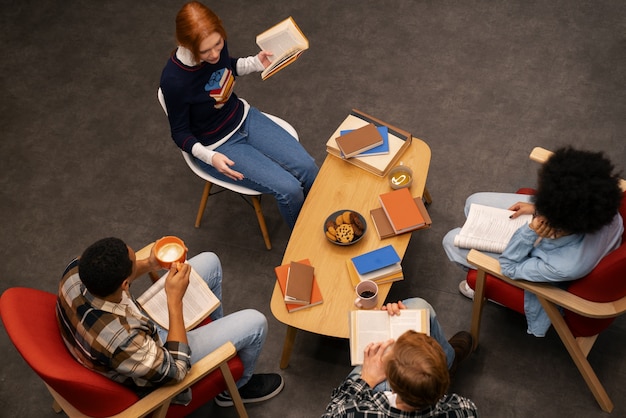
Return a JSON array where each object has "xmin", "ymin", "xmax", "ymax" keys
[
  {"xmin": 354, "ymin": 280, "xmax": 378, "ymax": 309},
  {"xmin": 154, "ymin": 236, "xmax": 187, "ymax": 269}
]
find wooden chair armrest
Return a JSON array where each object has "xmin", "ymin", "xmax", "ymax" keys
[
  {"xmin": 135, "ymin": 242, "xmax": 155, "ymax": 260},
  {"xmin": 529, "ymin": 146, "xmax": 553, "ymax": 164},
  {"xmin": 117, "ymin": 342, "xmax": 238, "ymax": 418},
  {"xmin": 467, "ymin": 249, "xmax": 626, "ymax": 319}
]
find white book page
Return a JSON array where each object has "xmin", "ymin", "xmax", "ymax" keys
[
  {"xmin": 453, "ymin": 204, "xmax": 532, "ymax": 253},
  {"xmin": 256, "ymin": 18, "xmax": 307, "ymax": 66},
  {"xmin": 389, "ymin": 309, "xmax": 430, "ymax": 339},
  {"xmin": 350, "ymin": 309, "xmax": 430, "ymax": 365},
  {"xmin": 352, "ymin": 311, "xmax": 392, "ymax": 364},
  {"xmin": 136, "ymin": 267, "xmax": 220, "ymax": 330}
]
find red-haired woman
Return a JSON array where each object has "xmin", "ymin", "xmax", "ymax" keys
[{"xmin": 160, "ymin": 2, "xmax": 318, "ymax": 229}]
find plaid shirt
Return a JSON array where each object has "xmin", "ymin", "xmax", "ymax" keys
[
  {"xmin": 321, "ymin": 377, "xmax": 478, "ymax": 418},
  {"xmin": 56, "ymin": 258, "xmax": 191, "ymax": 392}
]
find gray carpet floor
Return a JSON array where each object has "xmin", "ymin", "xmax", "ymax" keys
[{"xmin": 1, "ymin": 1, "xmax": 625, "ymax": 417}]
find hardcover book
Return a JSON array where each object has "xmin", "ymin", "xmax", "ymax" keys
[
  {"xmin": 341, "ymin": 125, "xmax": 390, "ymax": 157},
  {"xmin": 335, "ymin": 123, "xmax": 384, "ymax": 158},
  {"xmin": 136, "ymin": 267, "xmax": 220, "ymax": 331},
  {"xmin": 284, "ymin": 261, "xmax": 315, "ymax": 305},
  {"xmin": 256, "ymin": 17, "xmax": 309, "ymax": 80},
  {"xmin": 370, "ymin": 197, "xmax": 432, "ymax": 239},
  {"xmin": 379, "ymin": 188, "xmax": 426, "ymax": 234},
  {"xmin": 349, "ymin": 309, "xmax": 430, "ymax": 365},
  {"xmin": 275, "ymin": 259, "xmax": 323, "ymax": 313}
]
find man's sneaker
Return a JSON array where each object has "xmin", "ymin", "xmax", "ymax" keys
[
  {"xmin": 458, "ymin": 280, "xmax": 475, "ymax": 300},
  {"xmin": 215, "ymin": 373, "xmax": 284, "ymax": 407},
  {"xmin": 448, "ymin": 331, "xmax": 474, "ymax": 378}
]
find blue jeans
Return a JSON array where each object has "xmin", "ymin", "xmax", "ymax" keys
[
  {"xmin": 156, "ymin": 252, "xmax": 267, "ymax": 388},
  {"xmin": 196, "ymin": 107, "xmax": 319, "ymax": 228},
  {"xmin": 347, "ymin": 298, "xmax": 455, "ymax": 392},
  {"xmin": 442, "ymin": 192, "xmax": 533, "ymax": 270}
]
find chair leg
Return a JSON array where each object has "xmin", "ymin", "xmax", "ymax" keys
[
  {"xmin": 469, "ymin": 269, "xmax": 488, "ymax": 351},
  {"xmin": 251, "ymin": 196, "xmax": 272, "ymax": 250},
  {"xmin": 537, "ymin": 297, "xmax": 613, "ymax": 413},
  {"xmin": 195, "ymin": 182, "xmax": 212, "ymax": 228},
  {"xmin": 220, "ymin": 362, "xmax": 248, "ymax": 418}
]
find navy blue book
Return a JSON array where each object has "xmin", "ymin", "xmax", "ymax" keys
[{"xmin": 351, "ymin": 245, "xmax": 401, "ymax": 275}]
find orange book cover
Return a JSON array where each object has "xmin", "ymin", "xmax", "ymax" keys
[
  {"xmin": 379, "ymin": 188, "xmax": 426, "ymax": 234},
  {"xmin": 275, "ymin": 259, "xmax": 323, "ymax": 313},
  {"xmin": 371, "ymin": 197, "xmax": 431, "ymax": 239}
]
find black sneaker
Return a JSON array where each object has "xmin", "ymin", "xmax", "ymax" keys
[
  {"xmin": 215, "ymin": 373, "xmax": 284, "ymax": 407},
  {"xmin": 448, "ymin": 331, "xmax": 474, "ymax": 378}
]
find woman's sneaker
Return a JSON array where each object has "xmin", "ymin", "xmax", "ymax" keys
[
  {"xmin": 458, "ymin": 280, "xmax": 475, "ymax": 299},
  {"xmin": 215, "ymin": 373, "xmax": 284, "ymax": 407}
]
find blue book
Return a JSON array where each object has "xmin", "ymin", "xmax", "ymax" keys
[
  {"xmin": 351, "ymin": 245, "xmax": 401, "ymax": 275},
  {"xmin": 204, "ymin": 68, "xmax": 227, "ymax": 91},
  {"xmin": 340, "ymin": 126, "xmax": 389, "ymax": 157}
]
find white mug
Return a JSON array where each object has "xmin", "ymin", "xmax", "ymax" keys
[{"xmin": 354, "ymin": 280, "xmax": 378, "ymax": 309}]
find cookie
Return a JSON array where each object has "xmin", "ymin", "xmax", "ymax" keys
[
  {"xmin": 349, "ymin": 212, "xmax": 364, "ymax": 230},
  {"xmin": 352, "ymin": 222, "xmax": 363, "ymax": 237},
  {"xmin": 336, "ymin": 214, "xmax": 345, "ymax": 225},
  {"xmin": 342, "ymin": 211, "xmax": 352, "ymax": 224},
  {"xmin": 325, "ymin": 230, "xmax": 337, "ymax": 241},
  {"xmin": 336, "ymin": 223, "xmax": 354, "ymax": 243}
]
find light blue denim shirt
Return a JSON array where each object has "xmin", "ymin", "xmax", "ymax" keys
[{"xmin": 499, "ymin": 213, "xmax": 623, "ymax": 336}]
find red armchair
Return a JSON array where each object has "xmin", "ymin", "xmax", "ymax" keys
[
  {"xmin": 0, "ymin": 286, "xmax": 247, "ymax": 418},
  {"xmin": 466, "ymin": 147, "xmax": 626, "ymax": 412}
]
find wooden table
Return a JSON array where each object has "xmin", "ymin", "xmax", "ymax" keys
[{"xmin": 270, "ymin": 136, "xmax": 431, "ymax": 368}]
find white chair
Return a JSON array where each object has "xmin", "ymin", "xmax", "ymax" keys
[{"xmin": 157, "ymin": 88, "xmax": 299, "ymax": 250}]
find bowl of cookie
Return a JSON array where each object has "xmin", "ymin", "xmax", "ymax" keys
[{"xmin": 324, "ymin": 210, "xmax": 367, "ymax": 245}]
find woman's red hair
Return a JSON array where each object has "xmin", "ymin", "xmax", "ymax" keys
[{"xmin": 175, "ymin": 2, "xmax": 227, "ymax": 62}]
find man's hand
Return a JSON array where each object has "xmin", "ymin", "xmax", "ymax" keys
[
  {"xmin": 257, "ymin": 51, "xmax": 273, "ymax": 68},
  {"xmin": 164, "ymin": 262, "xmax": 190, "ymax": 344},
  {"xmin": 360, "ymin": 339, "xmax": 394, "ymax": 388},
  {"xmin": 381, "ymin": 300, "xmax": 406, "ymax": 316},
  {"xmin": 211, "ymin": 152, "xmax": 244, "ymax": 181},
  {"xmin": 508, "ymin": 201, "xmax": 535, "ymax": 219},
  {"xmin": 165, "ymin": 262, "xmax": 191, "ymax": 305}
]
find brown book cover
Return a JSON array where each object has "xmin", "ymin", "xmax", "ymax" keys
[
  {"xmin": 284, "ymin": 261, "xmax": 314, "ymax": 304},
  {"xmin": 371, "ymin": 196, "xmax": 431, "ymax": 239},
  {"xmin": 275, "ymin": 259, "xmax": 323, "ymax": 312},
  {"xmin": 335, "ymin": 123, "xmax": 384, "ymax": 158}
]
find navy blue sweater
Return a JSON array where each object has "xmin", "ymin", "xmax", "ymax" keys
[{"xmin": 160, "ymin": 42, "xmax": 244, "ymax": 153}]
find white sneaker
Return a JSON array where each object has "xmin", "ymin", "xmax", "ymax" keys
[{"xmin": 458, "ymin": 280, "xmax": 475, "ymax": 300}]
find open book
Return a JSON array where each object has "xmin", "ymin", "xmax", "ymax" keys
[
  {"xmin": 136, "ymin": 267, "xmax": 220, "ymax": 331},
  {"xmin": 256, "ymin": 16, "xmax": 309, "ymax": 80},
  {"xmin": 349, "ymin": 309, "xmax": 430, "ymax": 365},
  {"xmin": 453, "ymin": 203, "xmax": 533, "ymax": 253}
]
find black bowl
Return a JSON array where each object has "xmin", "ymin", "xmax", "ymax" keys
[{"xmin": 323, "ymin": 210, "xmax": 367, "ymax": 245}]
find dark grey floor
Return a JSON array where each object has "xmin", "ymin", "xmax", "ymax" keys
[{"xmin": 1, "ymin": 1, "xmax": 625, "ymax": 417}]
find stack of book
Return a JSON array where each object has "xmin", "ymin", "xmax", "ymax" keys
[
  {"xmin": 370, "ymin": 188, "xmax": 432, "ymax": 239},
  {"xmin": 326, "ymin": 109, "xmax": 412, "ymax": 177},
  {"xmin": 346, "ymin": 245, "xmax": 403, "ymax": 286},
  {"xmin": 205, "ymin": 68, "xmax": 235, "ymax": 108},
  {"xmin": 274, "ymin": 259, "xmax": 323, "ymax": 313}
]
